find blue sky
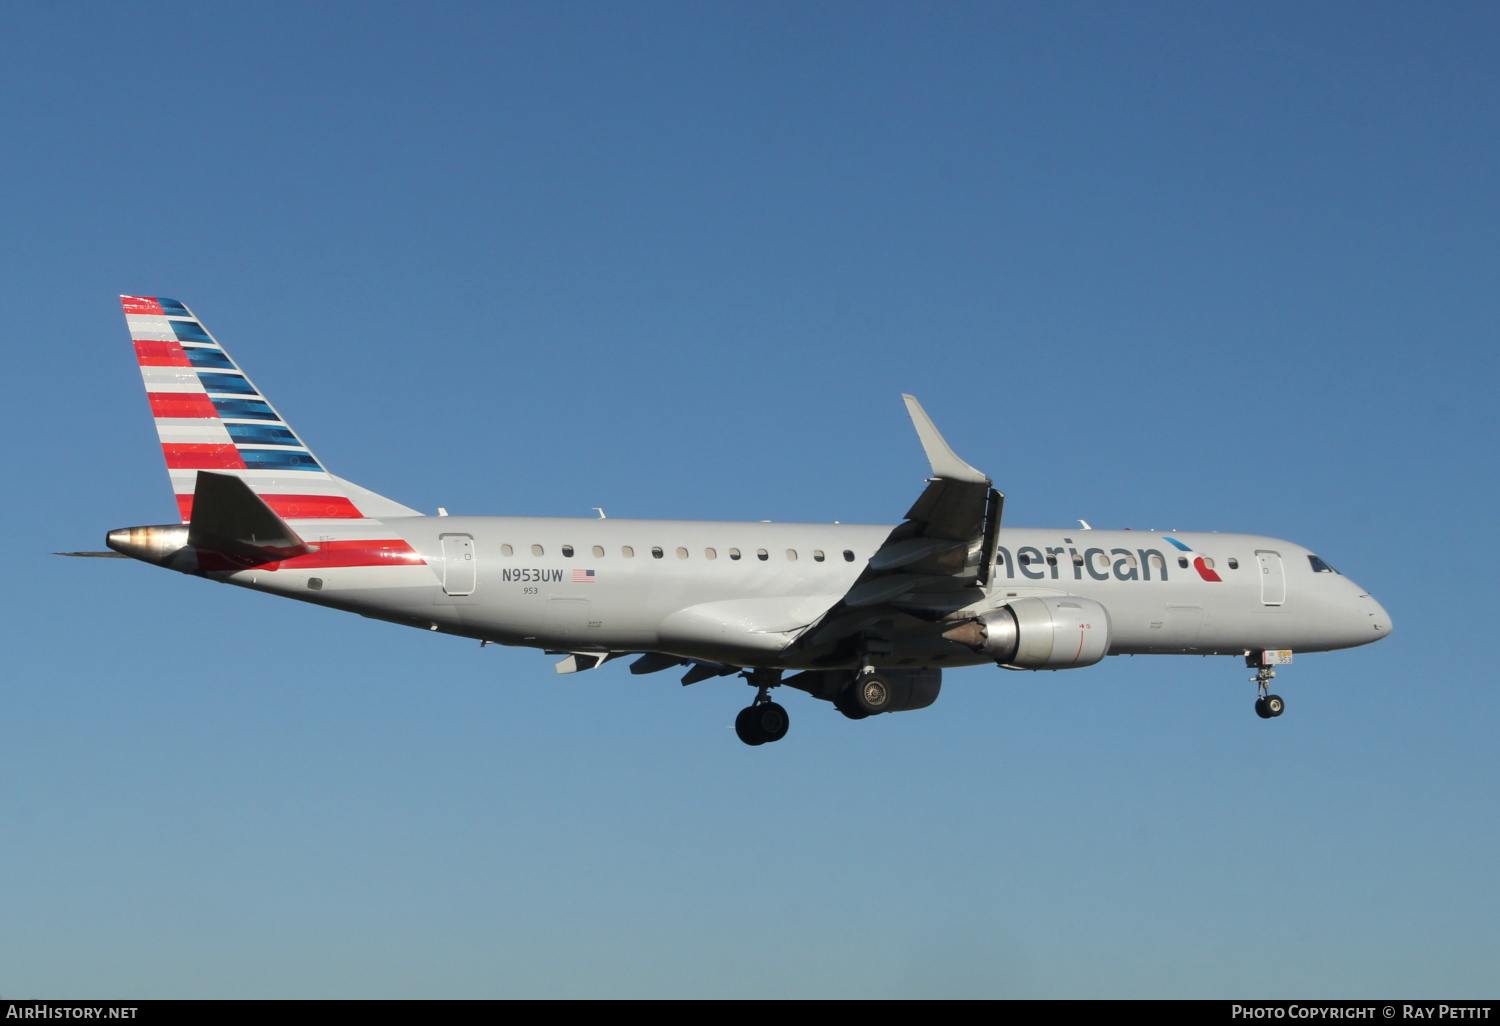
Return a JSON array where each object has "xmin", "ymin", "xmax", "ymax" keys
[{"xmin": 1, "ymin": 1, "xmax": 1496, "ymax": 997}]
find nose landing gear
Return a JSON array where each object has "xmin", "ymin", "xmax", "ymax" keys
[
  {"xmin": 735, "ymin": 668, "xmax": 789, "ymax": 746},
  {"xmin": 1247, "ymin": 652, "xmax": 1287, "ymax": 719},
  {"xmin": 1254, "ymin": 693, "xmax": 1285, "ymax": 718}
]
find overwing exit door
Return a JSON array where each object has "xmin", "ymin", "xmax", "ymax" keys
[{"xmin": 441, "ymin": 534, "xmax": 476, "ymax": 596}]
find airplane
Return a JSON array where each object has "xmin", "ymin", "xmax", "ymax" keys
[{"xmin": 75, "ymin": 296, "xmax": 1393, "ymax": 746}]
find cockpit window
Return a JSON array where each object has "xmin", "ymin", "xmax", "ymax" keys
[{"xmin": 1308, "ymin": 555, "xmax": 1338, "ymax": 574}]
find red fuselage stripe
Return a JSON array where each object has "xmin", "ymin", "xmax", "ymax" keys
[{"xmin": 270, "ymin": 540, "xmax": 426, "ymax": 570}]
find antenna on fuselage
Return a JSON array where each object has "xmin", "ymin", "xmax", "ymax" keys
[
  {"xmin": 592, "ymin": 508, "xmax": 607, "ymax": 519},
  {"xmin": 1078, "ymin": 519, "xmax": 1092, "ymax": 530}
]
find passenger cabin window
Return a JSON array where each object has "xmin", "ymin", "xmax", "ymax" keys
[
  {"xmin": 1308, "ymin": 555, "xmax": 1337, "ymax": 574},
  {"xmin": 676, "ymin": 547, "xmax": 689, "ymax": 559},
  {"xmin": 813, "ymin": 550, "xmax": 825, "ymax": 562},
  {"xmin": 729, "ymin": 548, "xmax": 742, "ymax": 560},
  {"xmin": 786, "ymin": 549, "xmax": 797, "ymax": 561},
  {"xmin": 1019, "ymin": 554, "xmax": 1031, "ymax": 565},
  {"xmin": 501, "ymin": 544, "xmax": 514, "ymax": 556},
  {"xmin": 1228, "ymin": 558, "xmax": 1239, "ymax": 569},
  {"xmin": 592, "ymin": 545, "xmax": 604, "ymax": 558},
  {"xmin": 843, "ymin": 550, "xmax": 855, "ymax": 562},
  {"xmin": 1046, "ymin": 555, "xmax": 1058, "ymax": 567},
  {"xmin": 531, "ymin": 544, "xmax": 544, "ymax": 556},
  {"xmin": 622, "ymin": 546, "xmax": 634, "ymax": 558},
  {"xmin": 756, "ymin": 549, "xmax": 769, "ymax": 561},
  {"xmin": 1177, "ymin": 556, "xmax": 1189, "ymax": 569},
  {"xmin": 1150, "ymin": 554, "xmax": 1165, "ymax": 572},
  {"xmin": 651, "ymin": 546, "xmax": 664, "ymax": 559},
  {"xmin": 1200, "ymin": 557, "xmax": 1214, "ymax": 569},
  {"xmin": 705, "ymin": 548, "xmax": 717, "ymax": 559},
  {"xmin": 561, "ymin": 545, "xmax": 574, "ymax": 558}
]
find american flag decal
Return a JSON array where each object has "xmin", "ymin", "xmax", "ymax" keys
[{"xmin": 573, "ymin": 569, "xmax": 596, "ymax": 583}]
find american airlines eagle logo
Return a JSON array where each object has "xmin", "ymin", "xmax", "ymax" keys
[{"xmin": 1163, "ymin": 536, "xmax": 1223, "ymax": 582}]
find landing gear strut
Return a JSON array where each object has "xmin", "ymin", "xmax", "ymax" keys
[
  {"xmin": 735, "ymin": 669, "xmax": 789, "ymax": 746},
  {"xmin": 1248, "ymin": 655, "xmax": 1285, "ymax": 719}
]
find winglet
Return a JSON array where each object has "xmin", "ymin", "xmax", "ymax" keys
[{"xmin": 901, "ymin": 395, "xmax": 989, "ymax": 483}]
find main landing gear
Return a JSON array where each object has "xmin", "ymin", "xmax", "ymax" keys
[
  {"xmin": 1247, "ymin": 654, "xmax": 1285, "ymax": 720},
  {"xmin": 833, "ymin": 666, "xmax": 893, "ymax": 720},
  {"xmin": 735, "ymin": 668, "xmax": 789, "ymax": 746}
]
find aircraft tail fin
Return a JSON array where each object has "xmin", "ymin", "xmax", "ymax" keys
[{"xmin": 120, "ymin": 296, "xmax": 421, "ymax": 523}]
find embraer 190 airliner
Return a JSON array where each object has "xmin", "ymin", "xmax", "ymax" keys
[{"xmin": 75, "ymin": 296, "xmax": 1392, "ymax": 745}]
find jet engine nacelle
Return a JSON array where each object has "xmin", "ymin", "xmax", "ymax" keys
[{"xmin": 943, "ymin": 596, "xmax": 1112, "ymax": 669}]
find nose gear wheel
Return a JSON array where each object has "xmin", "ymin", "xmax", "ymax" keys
[{"xmin": 1255, "ymin": 694, "xmax": 1285, "ymax": 718}]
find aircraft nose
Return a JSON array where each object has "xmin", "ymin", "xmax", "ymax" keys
[{"xmin": 1363, "ymin": 593, "xmax": 1393, "ymax": 641}]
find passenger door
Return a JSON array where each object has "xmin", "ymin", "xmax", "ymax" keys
[
  {"xmin": 1256, "ymin": 550, "xmax": 1285, "ymax": 606},
  {"xmin": 440, "ymin": 534, "xmax": 476, "ymax": 596}
]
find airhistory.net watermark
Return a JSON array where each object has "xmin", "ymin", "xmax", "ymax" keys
[{"xmin": 4, "ymin": 1007, "xmax": 137, "ymax": 1020}]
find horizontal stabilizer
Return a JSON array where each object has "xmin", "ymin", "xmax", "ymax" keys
[{"xmin": 187, "ymin": 471, "xmax": 309, "ymax": 561}]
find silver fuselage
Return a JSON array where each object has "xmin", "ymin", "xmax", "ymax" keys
[{"xmin": 228, "ymin": 518, "xmax": 1392, "ymax": 669}]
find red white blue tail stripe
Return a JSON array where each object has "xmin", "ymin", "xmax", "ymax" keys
[
  {"xmin": 122, "ymin": 296, "xmax": 427, "ymax": 572},
  {"xmin": 122, "ymin": 295, "xmax": 355, "ymax": 522}
]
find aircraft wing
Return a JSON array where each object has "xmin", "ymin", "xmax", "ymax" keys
[{"xmin": 785, "ymin": 396, "xmax": 1002, "ymax": 663}]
